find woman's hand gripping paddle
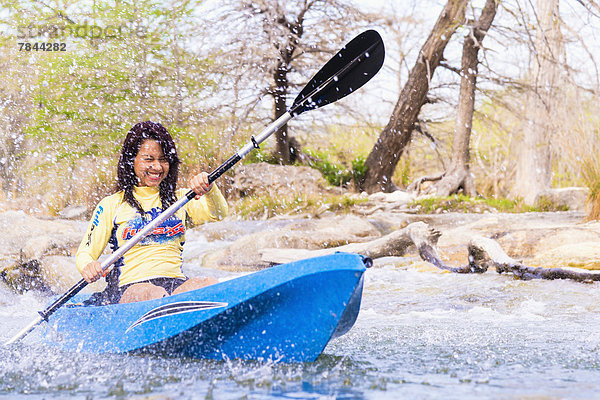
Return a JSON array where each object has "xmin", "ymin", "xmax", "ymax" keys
[{"xmin": 4, "ymin": 29, "xmax": 385, "ymax": 346}]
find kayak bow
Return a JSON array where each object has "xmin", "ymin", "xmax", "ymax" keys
[{"xmin": 40, "ymin": 253, "xmax": 369, "ymax": 362}]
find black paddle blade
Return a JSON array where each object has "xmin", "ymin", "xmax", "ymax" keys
[{"xmin": 290, "ymin": 30, "xmax": 385, "ymax": 116}]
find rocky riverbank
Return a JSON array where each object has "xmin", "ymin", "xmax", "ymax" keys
[
  {"xmin": 1, "ymin": 196, "xmax": 599, "ymax": 294},
  {"xmin": 1, "ymin": 163, "xmax": 597, "ymax": 292}
]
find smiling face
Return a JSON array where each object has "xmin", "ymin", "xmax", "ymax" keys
[{"xmin": 133, "ymin": 139, "xmax": 169, "ymax": 187}]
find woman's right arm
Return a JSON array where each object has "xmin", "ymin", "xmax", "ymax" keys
[
  {"xmin": 76, "ymin": 198, "xmax": 115, "ymax": 283},
  {"xmin": 81, "ymin": 260, "xmax": 103, "ymax": 283}
]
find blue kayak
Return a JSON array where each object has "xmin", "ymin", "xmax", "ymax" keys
[{"xmin": 40, "ymin": 253, "xmax": 370, "ymax": 362}]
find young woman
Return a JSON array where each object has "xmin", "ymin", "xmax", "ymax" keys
[{"xmin": 76, "ymin": 121, "xmax": 228, "ymax": 304}]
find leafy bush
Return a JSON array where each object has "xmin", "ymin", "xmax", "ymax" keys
[
  {"xmin": 351, "ymin": 155, "xmax": 368, "ymax": 186},
  {"xmin": 302, "ymin": 148, "xmax": 352, "ymax": 186}
]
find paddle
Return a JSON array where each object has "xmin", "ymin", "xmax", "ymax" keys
[{"xmin": 5, "ymin": 29, "xmax": 385, "ymax": 346}]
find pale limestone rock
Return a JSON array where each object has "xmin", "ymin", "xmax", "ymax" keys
[
  {"xmin": 368, "ymin": 190, "xmax": 415, "ymax": 204},
  {"xmin": 233, "ymin": 162, "xmax": 328, "ymax": 199},
  {"xmin": 535, "ymin": 187, "xmax": 589, "ymax": 211},
  {"xmin": 203, "ymin": 215, "xmax": 380, "ymax": 270},
  {"xmin": 0, "ymin": 209, "xmax": 86, "ymax": 292},
  {"xmin": 530, "ymin": 242, "xmax": 600, "ymax": 270}
]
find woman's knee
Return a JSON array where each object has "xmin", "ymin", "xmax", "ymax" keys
[
  {"xmin": 172, "ymin": 277, "xmax": 217, "ymax": 295},
  {"xmin": 120, "ymin": 283, "xmax": 168, "ymax": 304}
]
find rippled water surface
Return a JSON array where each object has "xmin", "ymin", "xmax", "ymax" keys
[{"xmin": 2, "ymin": 232, "xmax": 600, "ymax": 399}]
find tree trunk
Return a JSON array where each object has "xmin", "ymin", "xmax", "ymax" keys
[
  {"xmin": 434, "ymin": 0, "xmax": 498, "ymax": 197},
  {"xmin": 273, "ymin": 60, "xmax": 291, "ymax": 164},
  {"xmin": 358, "ymin": 0, "xmax": 468, "ymax": 193},
  {"xmin": 269, "ymin": 4, "xmax": 309, "ymax": 165},
  {"xmin": 511, "ymin": 0, "xmax": 562, "ymax": 204}
]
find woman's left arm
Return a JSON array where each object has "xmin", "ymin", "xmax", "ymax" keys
[
  {"xmin": 184, "ymin": 172, "xmax": 228, "ymax": 225},
  {"xmin": 189, "ymin": 172, "xmax": 213, "ymax": 199}
]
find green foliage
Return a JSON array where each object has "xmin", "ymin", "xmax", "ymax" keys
[
  {"xmin": 396, "ymin": 159, "xmax": 411, "ymax": 187},
  {"xmin": 303, "ymin": 148, "xmax": 352, "ymax": 186},
  {"xmin": 0, "ymin": 0, "xmax": 218, "ymax": 208},
  {"xmin": 410, "ymin": 195, "xmax": 569, "ymax": 214},
  {"xmin": 232, "ymin": 193, "xmax": 367, "ymax": 219},
  {"xmin": 3, "ymin": 0, "xmax": 211, "ymax": 161},
  {"xmin": 243, "ymin": 148, "xmax": 280, "ymax": 165},
  {"xmin": 243, "ymin": 146, "xmax": 370, "ymax": 190},
  {"xmin": 233, "ymin": 194, "xmax": 314, "ymax": 219},
  {"xmin": 326, "ymin": 195, "xmax": 368, "ymax": 212},
  {"xmin": 350, "ymin": 155, "xmax": 367, "ymax": 186},
  {"xmin": 289, "ymin": 123, "xmax": 379, "ymax": 188}
]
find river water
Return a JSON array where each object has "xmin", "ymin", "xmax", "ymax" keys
[{"xmin": 1, "ymin": 227, "xmax": 600, "ymax": 399}]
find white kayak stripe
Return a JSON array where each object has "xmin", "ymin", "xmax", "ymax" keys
[{"xmin": 125, "ymin": 301, "xmax": 228, "ymax": 334}]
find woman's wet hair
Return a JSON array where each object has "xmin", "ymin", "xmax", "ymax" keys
[{"xmin": 117, "ymin": 121, "xmax": 180, "ymax": 215}]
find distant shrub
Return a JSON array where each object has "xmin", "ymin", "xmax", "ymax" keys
[
  {"xmin": 582, "ymin": 158, "xmax": 600, "ymax": 220},
  {"xmin": 351, "ymin": 155, "xmax": 367, "ymax": 187},
  {"xmin": 302, "ymin": 148, "xmax": 352, "ymax": 187}
]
